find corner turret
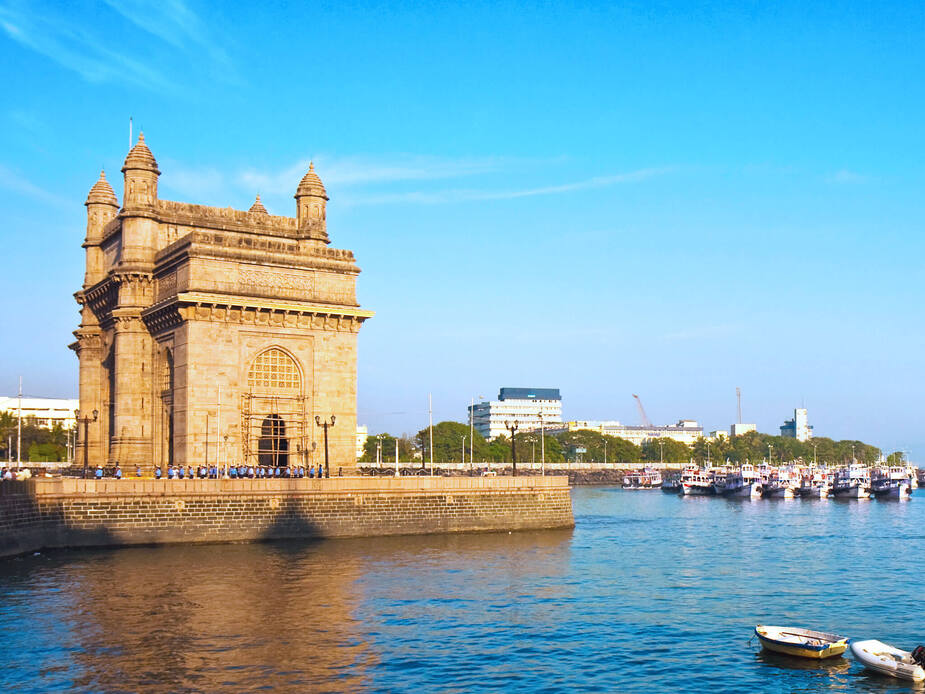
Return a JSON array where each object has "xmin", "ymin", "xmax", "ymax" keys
[
  {"xmin": 294, "ymin": 162, "xmax": 329, "ymax": 243},
  {"xmin": 121, "ymin": 132, "xmax": 160, "ymax": 210},
  {"xmin": 83, "ymin": 170, "xmax": 118, "ymax": 287}
]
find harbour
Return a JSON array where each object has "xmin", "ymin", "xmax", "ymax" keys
[{"xmin": 2, "ymin": 486, "xmax": 922, "ymax": 692}]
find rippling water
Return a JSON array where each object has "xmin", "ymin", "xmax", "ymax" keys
[{"xmin": 2, "ymin": 488, "xmax": 924, "ymax": 692}]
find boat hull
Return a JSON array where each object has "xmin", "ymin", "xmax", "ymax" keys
[
  {"xmin": 682, "ymin": 484, "xmax": 715, "ymax": 496},
  {"xmin": 755, "ymin": 626, "xmax": 848, "ymax": 659},
  {"xmin": 850, "ymin": 639, "xmax": 925, "ymax": 682}
]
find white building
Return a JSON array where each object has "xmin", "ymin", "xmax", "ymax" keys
[
  {"xmin": 469, "ymin": 387, "xmax": 563, "ymax": 440},
  {"xmin": 0, "ymin": 397, "xmax": 79, "ymax": 429},
  {"xmin": 549, "ymin": 419, "xmax": 703, "ymax": 446},
  {"xmin": 780, "ymin": 408, "xmax": 813, "ymax": 442},
  {"xmin": 356, "ymin": 425, "xmax": 368, "ymax": 460},
  {"xmin": 731, "ymin": 422, "xmax": 757, "ymax": 436}
]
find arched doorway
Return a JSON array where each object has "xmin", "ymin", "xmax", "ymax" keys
[{"xmin": 258, "ymin": 414, "xmax": 288, "ymax": 466}]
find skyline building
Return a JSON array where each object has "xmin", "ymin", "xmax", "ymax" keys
[
  {"xmin": 469, "ymin": 387, "xmax": 563, "ymax": 440},
  {"xmin": 780, "ymin": 408, "xmax": 813, "ymax": 442}
]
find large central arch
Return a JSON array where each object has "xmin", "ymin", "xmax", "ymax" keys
[{"xmin": 244, "ymin": 347, "xmax": 305, "ymax": 467}]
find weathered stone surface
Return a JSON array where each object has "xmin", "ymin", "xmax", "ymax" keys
[
  {"xmin": 71, "ymin": 137, "xmax": 371, "ymax": 474},
  {"xmin": 0, "ymin": 477, "xmax": 574, "ymax": 558}
]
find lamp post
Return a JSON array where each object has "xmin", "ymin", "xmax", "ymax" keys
[
  {"xmin": 538, "ymin": 412, "xmax": 545, "ymax": 476},
  {"xmin": 813, "ymin": 444, "xmax": 817, "ymax": 466},
  {"xmin": 768, "ymin": 443, "xmax": 773, "ymax": 466},
  {"xmin": 315, "ymin": 415, "xmax": 335, "ymax": 478},
  {"xmin": 504, "ymin": 420, "xmax": 519, "ymax": 476},
  {"xmin": 604, "ymin": 440, "xmax": 608, "ymax": 466},
  {"xmin": 659, "ymin": 440, "xmax": 664, "ymax": 467},
  {"xmin": 75, "ymin": 409, "xmax": 98, "ymax": 479},
  {"xmin": 461, "ymin": 435, "xmax": 467, "ymax": 465}
]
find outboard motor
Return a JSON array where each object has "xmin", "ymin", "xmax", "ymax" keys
[{"xmin": 911, "ymin": 646, "xmax": 925, "ymax": 668}]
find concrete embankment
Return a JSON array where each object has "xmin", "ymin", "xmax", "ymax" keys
[{"xmin": 0, "ymin": 476, "xmax": 573, "ymax": 559}]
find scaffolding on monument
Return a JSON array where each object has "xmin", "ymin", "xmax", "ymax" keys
[{"xmin": 241, "ymin": 392, "xmax": 313, "ymax": 467}]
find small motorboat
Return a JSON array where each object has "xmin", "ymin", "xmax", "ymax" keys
[
  {"xmin": 850, "ymin": 640, "xmax": 925, "ymax": 682},
  {"xmin": 754, "ymin": 625, "xmax": 848, "ymax": 659}
]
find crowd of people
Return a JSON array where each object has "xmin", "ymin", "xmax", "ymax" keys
[
  {"xmin": 87, "ymin": 463, "xmax": 329, "ymax": 480},
  {"xmin": 1, "ymin": 467, "xmax": 32, "ymax": 480}
]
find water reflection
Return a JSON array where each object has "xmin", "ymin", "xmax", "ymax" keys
[{"xmin": 0, "ymin": 529, "xmax": 573, "ymax": 692}]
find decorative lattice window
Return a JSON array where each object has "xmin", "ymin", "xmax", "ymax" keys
[{"xmin": 248, "ymin": 348, "xmax": 300, "ymax": 391}]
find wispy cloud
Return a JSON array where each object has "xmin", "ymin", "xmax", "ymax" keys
[
  {"xmin": 826, "ymin": 169, "xmax": 870, "ymax": 184},
  {"xmin": 103, "ymin": 0, "xmax": 236, "ymax": 80},
  {"xmin": 0, "ymin": 0, "xmax": 233, "ymax": 90},
  {"xmin": 0, "ymin": 163, "xmax": 68, "ymax": 207},
  {"xmin": 339, "ymin": 167, "xmax": 675, "ymax": 206},
  {"xmin": 0, "ymin": 1, "xmax": 173, "ymax": 89},
  {"xmin": 163, "ymin": 155, "xmax": 674, "ymax": 210},
  {"xmin": 238, "ymin": 154, "xmax": 549, "ymax": 195}
]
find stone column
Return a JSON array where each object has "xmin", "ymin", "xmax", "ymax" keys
[
  {"xmin": 73, "ymin": 326, "xmax": 104, "ymax": 466},
  {"xmin": 109, "ymin": 312, "xmax": 154, "ymax": 468}
]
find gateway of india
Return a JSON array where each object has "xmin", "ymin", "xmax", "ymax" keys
[{"xmin": 72, "ymin": 134, "xmax": 373, "ymax": 473}]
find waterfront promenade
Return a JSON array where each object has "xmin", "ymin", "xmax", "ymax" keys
[{"xmin": 0, "ymin": 475, "xmax": 573, "ymax": 558}]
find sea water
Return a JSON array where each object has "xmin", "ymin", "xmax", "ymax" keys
[{"xmin": 1, "ymin": 487, "xmax": 922, "ymax": 692}]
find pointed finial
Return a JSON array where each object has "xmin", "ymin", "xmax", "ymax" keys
[
  {"xmin": 138, "ymin": 132, "xmax": 145, "ymax": 142},
  {"xmin": 309, "ymin": 161, "xmax": 314, "ymax": 171},
  {"xmin": 99, "ymin": 169, "xmax": 106, "ymax": 180}
]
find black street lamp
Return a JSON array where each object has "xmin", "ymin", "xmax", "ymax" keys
[
  {"xmin": 315, "ymin": 415, "xmax": 335, "ymax": 478},
  {"xmin": 504, "ymin": 420, "xmax": 519, "ymax": 476},
  {"xmin": 75, "ymin": 409, "xmax": 98, "ymax": 479}
]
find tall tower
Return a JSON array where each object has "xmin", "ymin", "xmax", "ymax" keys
[
  {"xmin": 73, "ymin": 171, "xmax": 119, "ymax": 466},
  {"xmin": 294, "ymin": 163, "xmax": 330, "ymax": 243},
  {"xmin": 109, "ymin": 133, "xmax": 159, "ymax": 466}
]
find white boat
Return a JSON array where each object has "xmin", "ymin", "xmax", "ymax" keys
[
  {"xmin": 798, "ymin": 466, "xmax": 833, "ymax": 498},
  {"xmin": 681, "ymin": 467, "xmax": 715, "ymax": 496},
  {"xmin": 850, "ymin": 640, "xmax": 925, "ymax": 682},
  {"xmin": 763, "ymin": 466, "xmax": 798, "ymax": 499},
  {"xmin": 718, "ymin": 464, "xmax": 762, "ymax": 498},
  {"xmin": 832, "ymin": 464, "xmax": 871, "ymax": 499},
  {"xmin": 872, "ymin": 466, "xmax": 913, "ymax": 499}
]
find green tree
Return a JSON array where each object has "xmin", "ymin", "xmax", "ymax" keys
[
  {"xmin": 642, "ymin": 438, "xmax": 691, "ymax": 465},
  {"xmin": 359, "ymin": 433, "xmax": 415, "ymax": 463}
]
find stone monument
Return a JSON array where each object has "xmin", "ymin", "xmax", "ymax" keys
[{"xmin": 71, "ymin": 134, "xmax": 372, "ymax": 473}]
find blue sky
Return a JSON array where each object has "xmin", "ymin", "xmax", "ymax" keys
[{"xmin": 1, "ymin": 1, "xmax": 923, "ymax": 456}]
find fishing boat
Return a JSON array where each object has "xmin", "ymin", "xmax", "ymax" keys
[
  {"xmin": 622, "ymin": 470, "xmax": 642, "ymax": 490},
  {"xmin": 681, "ymin": 467, "xmax": 715, "ymax": 496},
  {"xmin": 850, "ymin": 640, "xmax": 925, "ymax": 682},
  {"xmin": 871, "ymin": 466, "xmax": 913, "ymax": 499},
  {"xmin": 717, "ymin": 464, "xmax": 762, "ymax": 498},
  {"xmin": 762, "ymin": 466, "xmax": 798, "ymax": 499},
  {"xmin": 832, "ymin": 464, "xmax": 871, "ymax": 499},
  {"xmin": 798, "ymin": 466, "xmax": 833, "ymax": 498},
  {"xmin": 754, "ymin": 625, "xmax": 848, "ymax": 659},
  {"xmin": 623, "ymin": 467, "xmax": 663, "ymax": 490},
  {"xmin": 661, "ymin": 473, "xmax": 682, "ymax": 494}
]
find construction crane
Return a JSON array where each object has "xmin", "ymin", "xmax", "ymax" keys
[{"xmin": 632, "ymin": 394, "xmax": 652, "ymax": 428}]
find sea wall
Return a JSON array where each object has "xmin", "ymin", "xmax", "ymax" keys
[{"xmin": 0, "ymin": 476, "xmax": 573, "ymax": 558}]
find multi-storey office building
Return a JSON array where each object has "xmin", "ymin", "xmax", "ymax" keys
[{"xmin": 469, "ymin": 388, "xmax": 563, "ymax": 440}]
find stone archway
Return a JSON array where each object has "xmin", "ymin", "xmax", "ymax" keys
[{"xmin": 258, "ymin": 414, "xmax": 288, "ymax": 466}]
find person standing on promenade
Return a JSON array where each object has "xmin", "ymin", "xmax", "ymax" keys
[
  {"xmin": 135, "ymin": 466, "xmax": 142, "ymax": 478},
  {"xmin": 95, "ymin": 465, "xmax": 103, "ymax": 480},
  {"xmin": 154, "ymin": 466, "xmax": 162, "ymax": 480},
  {"xmin": 309, "ymin": 465, "xmax": 315, "ymax": 479},
  {"xmin": 114, "ymin": 465, "xmax": 122, "ymax": 480}
]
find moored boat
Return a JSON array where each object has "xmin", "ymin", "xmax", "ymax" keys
[
  {"xmin": 661, "ymin": 473, "xmax": 682, "ymax": 494},
  {"xmin": 850, "ymin": 640, "xmax": 925, "ymax": 682},
  {"xmin": 871, "ymin": 467, "xmax": 913, "ymax": 499},
  {"xmin": 682, "ymin": 467, "xmax": 715, "ymax": 496},
  {"xmin": 832, "ymin": 464, "xmax": 871, "ymax": 499},
  {"xmin": 762, "ymin": 466, "xmax": 798, "ymax": 499},
  {"xmin": 754, "ymin": 625, "xmax": 848, "ymax": 659}
]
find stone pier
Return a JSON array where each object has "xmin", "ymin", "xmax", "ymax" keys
[{"xmin": 0, "ymin": 476, "xmax": 573, "ymax": 558}]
